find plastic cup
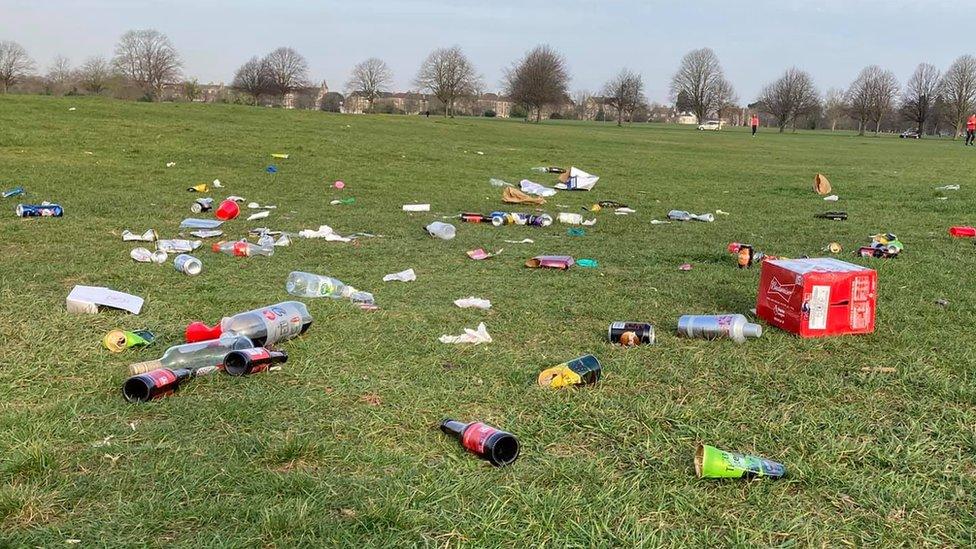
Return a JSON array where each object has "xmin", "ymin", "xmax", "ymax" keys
[{"xmin": 215, "ymin": 199, "xmax": 240, "ymax": 221}]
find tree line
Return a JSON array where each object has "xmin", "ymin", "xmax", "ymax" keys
[{"xmin": 3, "ymin": 30, "xmax": 976, "ymax": 136}]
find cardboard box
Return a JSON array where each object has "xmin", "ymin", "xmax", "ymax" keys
[{"xmin": 756, "ymin": 258, "xmax": 876, "ymax": 338}]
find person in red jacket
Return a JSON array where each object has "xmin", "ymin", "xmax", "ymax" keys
[
  {"xmin": 750, "ymin": 113, "xmax": 760, "ymax": 136},
  {"xmin": 967, "ymin": 114, "xmax": 976, "ymax": 145}
]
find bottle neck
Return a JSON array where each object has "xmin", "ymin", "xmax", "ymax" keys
[{"xmin": 439, "ymin": 419, "xmax": 468, "ymax": 440}]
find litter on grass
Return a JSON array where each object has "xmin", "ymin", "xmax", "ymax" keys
[
  {"xmin": 467, "ymin": 248, "xmax": 503, "ymax": 260},
  {"xmin": 179, "ymin": 218, "xmax": 223, "ymax": 230},
  {"xmin": 504, "ymin": 238, "xmax": 534, "ymax": 244},
  {"xmin": 246, "ymin": 210, "xmax": 270, "ymax": 221},
  {"xmin": 519, "ymin": 179, "xmax": 557, "ymax": 197},
  {"xmin": 454, "ymin": 297, "xmax": 491, "ymax": 309},
  {"xmin": 439, "ymin": 322, "xmax": 492, "ymax": 344},
  {"xmin": 66, "ymin": 285, "xmax": 144, "ymax": 315},
  {"xmin": 813, "ymin": 173, "xmax": 832, "ymax": 196},
  {"xmin": 554, "ymin": 167, "xmax": 599, "ymax": 191},
  {"xmin": 190, "ymin": 229, "xmax": 223, "ymax": 239},
  {"xmin": 383, "ymin": 268, "xmax": 416, "ymax": 282},
  {"xmin": 695, "ymin": 443, "xmax": 785, "ymax": 479},
  {"xmin": 156, "ymin": 239, "xmax": 202, "ymax": 253},
  {"xmin": 122, "ymin": 229, "xmax": 158, "ymax": 242},
  {"xmin": 668, "ymin": 210, "xmax": 714, "ymax": 222},
  {"xmin": 403, "ymin": 203, "xmax": 431, "ymax": 212},
  {"xmin": 130, "ymin": 248, "xmax": 167, "ymax": 264},
  {"xmin": 298, "ymin": 225, "xmax": 351, "ymax": 242},
  {"xmin": 502, "ymin": 186, "xmax": 546, "ymax": 205},
  {"xmin": 525, "ymin": 255, "xmax": 574, "ymax": 269}
]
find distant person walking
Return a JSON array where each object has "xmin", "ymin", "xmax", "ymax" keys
[
  {"xmin": 750, "ymin": 114, "xmax": 760, "ymax": 137},
  {"xmin": 967, "ymin": 114, "xmax": 976, "ymax": 145}
]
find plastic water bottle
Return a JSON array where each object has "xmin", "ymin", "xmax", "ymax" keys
[
  {"xmin": 286, "ymin": 272, "xmax": 374, "ymax": 303},
  {"xmin": 426, "ymin": 222, "xmax": 456, "ymax": 240},
  {"xmin": 184, "ymin": 301, "xmax": 314, "ymax": 345},
  {"xmin": 212, "ymin": 240, "xmax": 274, "ymax": 257}
]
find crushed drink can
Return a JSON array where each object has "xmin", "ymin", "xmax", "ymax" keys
[
  {"xmin": 191, "ymin": 197, "xmax": 214, "ymax": 213},
  {"xmin": 103, "ymin": 329, "xmax": 156, "ymax": 353},
  {"xmin": 16, "ymin": 203, "xmax": 63, "ymax": 217},
  {"xmin": 174, "ymin": 254, "xmax": 203, "ymax": 275},
  {"xmin": 2, "ymin": 186, "xmax": 25, "ymax": 198},
  {"xmin": 525, "ymin": 214, "xmax": 553, "ymax": 227},
  {"xmin": 538, "ymin": 354, "xmax": 602, "ymax": 388},
  {"xmin": 491, "ymin": 212, "xmax": 515, "ymax": 226},
  {"xmin": 130, "ymin": 247, "xmax": 168, "ymax": 264},
  {"xmin": 608, "ymin": 322, "xmax": 655, "ymax": 346}
]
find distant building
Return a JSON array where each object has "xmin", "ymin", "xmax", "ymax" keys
[{"xmin": 676, "ymin": 111, "xmax": 698, "ymax": 124}]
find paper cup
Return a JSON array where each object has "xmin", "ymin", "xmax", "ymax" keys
[{"xmin": 695, "ymin": 443, "xmax": 785, "ymax": 479}]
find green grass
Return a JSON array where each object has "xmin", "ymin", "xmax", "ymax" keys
[{"xmin": 1, "ymin": 95, "xmax": 975, "ymax": 547}]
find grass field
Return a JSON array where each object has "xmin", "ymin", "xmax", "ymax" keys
[{"xmin": 1, "ymin": 94, "xmax": 975, "ymax": 547}]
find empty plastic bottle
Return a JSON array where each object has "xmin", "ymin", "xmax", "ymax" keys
[
  {"xmin": 285, "ymin": 271, "xmax": 374, "ymax": 303},
  {"xmin": 530, "ymin": 167, "xmax": 565, "ymax": 174},
  {"xmin": 668, "ymin": 210, "xmax": 714, "ymax": 222},
  {"xmin": 212, "ymin": 240, "xmax": 274, "ymax": 257},
  {"xmin": 677, "ymin": 314, "xmax": 762, "ymax": 343},
  {"xmin": 185, "ymin": 301, "xmax": 313, "ymax": 346},
  {"xmin": 127, "ymin": 334, "xmax": 254, "ymax": 375},
  {"xmin": 426, "ymin": 222, "xmax": 456, "ymax": 240},
  {"xmin": 489, "ymin": 178, "xmax": 512, "ymax": 187}
]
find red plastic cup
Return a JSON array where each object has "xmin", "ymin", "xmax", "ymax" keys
[
  {"xmin": 949, "ymin": 226, "xmax": 976, "ymax": 238},
  {"xmin": 215, "ymin": 199, "xmax": 240, "ymax": 221}
]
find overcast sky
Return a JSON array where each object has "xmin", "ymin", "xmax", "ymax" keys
[{"xmin": 1, "ymin": 0, "xmax": 970, "ymax": 103}]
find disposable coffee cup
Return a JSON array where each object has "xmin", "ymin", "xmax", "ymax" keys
[
  {"xmin": 174, "ymin": 254, "xmax": 202, "ymax": 276},
  {"xmin": 694, "ymin": 443, "xmax": 785, "ymax": 479}
]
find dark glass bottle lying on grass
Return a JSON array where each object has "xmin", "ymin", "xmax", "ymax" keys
[
  {"xmin": 223, "ymin": 348, "xmax": 288, "ymax": 376},
  {"xmin": 440, "ymin": 419, "xmax": 520, "ymax": 467},
  {"xmin": 122, "ymin": 368, "xmax": 193, "ymax": 403}
]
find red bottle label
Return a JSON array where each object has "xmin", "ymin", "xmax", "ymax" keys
[
  {"xmin": 461, "ymin": 423, "xmax": 497, "ymax": 455},
  {"xmin": 146, "ymin": 369, "xmax": 177, "ymax": 386}
]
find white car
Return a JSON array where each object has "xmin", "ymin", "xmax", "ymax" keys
[{"xmin": 698, "ymin": 120, "xmax": 722, "ymax": 131}]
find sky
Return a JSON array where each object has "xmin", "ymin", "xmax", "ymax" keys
[{"xmin": 1, "ymin": 0, "xmax": 971, "ymax": 103}]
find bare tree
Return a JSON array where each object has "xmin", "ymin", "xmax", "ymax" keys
[
  {"xmin": 901, "ymin": 63, "xmax": 940, "ymax": 136},
  {"xmin": 669, "ymin": 48, "xmax": 735, "ymax": 124},
  {"xmin": 414, "ymin": 46, "xmax": 481, "ymax": 118},
  {"xmin": 823, "ymin": 88, "xmax": 847, "ymax": 131},
  {"xmin": 231, "ymin": 56, "xmax": 269, "ymax": 104},
  {"xmin": 78, "ymin": 56, "xmax": 111, "ymax": 95},
  {"xmin": 846, "ymin": 67, "xmax": 877, "ymax": 136},
  {"xmin": 756, "ymin": 67, "xmax": 819, "ymax": 132},
  {"xmin": 112, "ymin": 29, "xmax": 181, "ymax": 101},
  {"xmin": 572, "ymin": 90, "xmax": 593, "ymax": 120},
  {"xmin": 602, "ymin": 69, "xmax": 645, "ymax": 126},
  {"xmin": 45, "ymin": 55, "xmax": 73, "ymax": 95},
  {"xmin": 0, "ymin": 40, "xmax": 35, "ymax": 93},
  {"xmin": 345, "ymin": 58, "xmax": 393, "ymax": 113},
  {"xmin": 182, "ymin": 79, "xmax": 201, "ymax": 101},
  {"xmin": 868, "ymin": 68, "xmax": 899, "ymax": 134},
  {"xmin": 504, "ymin": 45, "xmax": 570, "ymax": 123},
  {"xmin": 262, "ymin": 47, "xmax": 310, "ymax": 100},
  {"xmin": 940, "ymin": 55, "xmax": 976, "ymax": 138}
]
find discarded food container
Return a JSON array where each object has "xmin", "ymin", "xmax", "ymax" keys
[
  {"xmin": 130, "ymin": 247, "xmax": 168, "ymax": 264},
  {"xmin": 677, "ymin": 314, "xmax": 762, "ymax": 343},
  {"xmin": 179, "ymin": 218, "xmax": 223, "ymax": 230},
  {"xmin": 756, "ymin": 257, "xmax": 876, "ymax": 338},
  {"xmin": 16, "ymin": 203, "xmax": 63, "ymax": 217},
  {"xmin": 439, "ymin": 419, "xmax": 520, "ymax": 467},
  {"xmin": 555, "ymin": 167, "xmax": 599, "ymax": 191},
  {"xmin": 608, "ymin": 322, "xmax": 655, "ymax": 346},
  {"xmin": 173, "ymin": 254, "xmax": 202, "ymax": 276},
  {"xmin": 66, "ymin": 285, "xmax": 144, "ymax": 315},
  {"xmin": 466, "ymin": 248, "xmax": 501, "ymax": 260},
  {"xmin": 156, "ymin": 239, "xmax": 201, "ymax": 253},
  {"xmin": 538, "ymin": 354, "xmax": 601, "ymax": 388},
  {"xmin": 814, "ymin": 211, "xmax": 847, "ymax": 220},
  {"xmin": 557, "ymin": 212, "xmax": 584, "ymax": 225},
  {"xmin": 695, "ymin": 443, "xmax": 785, "ymax": 479},
  {"xmin": 525, "ymin": 255, "xmax": 574, "ymax": 269},
  {"xmin": 191, "ymin": 197, "xmax": 214, "ymax": 213},
  {"xmin": 128, "ymin": 334, "xmax": 254, "ymax": 375},
  {"xmin": 2, "ymin": 186, "xmax": 25, "ymax": 198},
  {"xmin": 949, "ymin": 226, "xmax": 976, "ymax": 238},
  {"xmin": 123, "ymin": 368, "xmax": 193, "ymax": 403},
  {"xmin": 215, "ymin": 199, "xmax": 240, "ymax": 221},
  {"xmin": 425, "ymin": 222, "xmax": 456, "ymax": 240},
  {"xmin": 403, "ymin": 204, "xmax": 431, "ymax": 212},
  {"xmin": 184, "ymin": 301, "xmax": 312, "ymax": 346},
  {"xmin": 223, "ymin": 348, "xmax": 288, "ymax": 376},
  {"xmin": 103, "ymin": 329, "xmax": 155, "ymax": 353}
]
